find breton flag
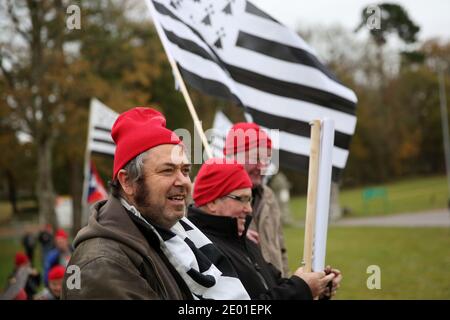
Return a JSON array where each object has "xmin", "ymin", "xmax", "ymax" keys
[
  {"xmin": 146, "ymin": 0, "xmax": 357, "ymax": 180},
  {"xmin": 82, "ymin": 99, "xmax": 118, "ymax": 224},
  {"xmin": 87, "ymin": 161, "xmax": 108, "ymax": 204},
  {"xmin": 87, "ymin": 98, "xmax": 118, "ymax": 156}
]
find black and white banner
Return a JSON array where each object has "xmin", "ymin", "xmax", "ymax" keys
[
  {"xmin": 146, "ymin": 0, "xmax": 357, "ymax": 180},
  {"xmin": 87, "ymin": 98, "xmax": 118, "ymax": 156}
]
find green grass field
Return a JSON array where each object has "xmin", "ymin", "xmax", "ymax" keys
[
  {"xmin": 284, "ymin": 226, "xmax": 450, "ymax": 299},
  {"xmin": 0, "ymin": 237, "xmax": 44, "ymax": 294},
  {"xmin": 290, "ymin": 175, "xmax": 449, "ymax": 222},
  {"xmin": 0, "ymin": 238, "xmax": 22, "ymax": 290}
]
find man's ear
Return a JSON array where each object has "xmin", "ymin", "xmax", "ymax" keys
[
  {"xmin": 116, "ymin": 169, "xmax": 134, "ymax": 196},
  {"xmin": 205, "ymin": 200, "xmax": 217, "ymax": 214}
]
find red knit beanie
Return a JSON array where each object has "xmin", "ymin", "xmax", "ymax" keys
[
  {"xmin": 223, "ymin": 122, "xmax": 272, "ymax": 156},
  {"xmin": 193, "ymin": 158, "xmax": 252, "ymax": 207},
  {"xmin": 15, "ymin": 252, "xmax": 29, "ymax": 267},
  {"xmin": 55, "ymin": 229, "xmax": 68, "ymax": 240},
  {"xmin": 111, "ymin": 107, "xmax": 182, "ymax": 179},
  {"xmin": 48, "ymin": 265, "xmax": 65, "ymax": 281},
  {"xmin": 14, "ymin": 288, "xmax": 28, "ymax": 300}
]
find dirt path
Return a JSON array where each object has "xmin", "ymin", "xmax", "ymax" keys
[{"xmin": 332, "ymin": 208, "xmax": 450, "ymax": 227}]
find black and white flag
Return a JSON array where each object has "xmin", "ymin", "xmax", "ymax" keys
[
  {"xmin": 87, "ymin": 98, "xmax": 118, "ymax": 156},
  {"xmin": 146, "ymin": 0, "xmax": 357, "ymax": 180}
]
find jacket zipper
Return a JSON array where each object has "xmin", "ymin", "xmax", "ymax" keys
[
  {"xmin": 244, "ymin": 256, "xmax": 269, "ymax": 290},
  {"xmin": 240, "ymin": 237, "xmax": 269, "ymax": 290}
]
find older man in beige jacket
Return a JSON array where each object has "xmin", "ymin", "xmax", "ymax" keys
[{"xmin": 224, "ymin": 122, "xmax": 289, "ymax": 277}]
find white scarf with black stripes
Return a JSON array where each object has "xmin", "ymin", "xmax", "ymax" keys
[{"xmin": 120, "ymin": 199, "xmax": 250, "ymax": 300}]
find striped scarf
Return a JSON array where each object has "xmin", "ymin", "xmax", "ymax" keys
[{"xmin": 120, "ymin": 199, "xmax": 250, "ymax": 300}]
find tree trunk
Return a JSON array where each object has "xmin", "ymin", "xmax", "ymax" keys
[
  {"xmin": 70, "ymin": 159, "xmax": 83, "ymax": 236},
  {"xmin": 36, "ymin": 137, "xmax": 57, "ymax": 228},
  {"xmin": 5, "ymin": 169, "xmax": 19, "ymax": 214}
]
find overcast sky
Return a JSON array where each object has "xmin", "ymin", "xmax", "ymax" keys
[{"xmin": 251, "ymin": 0, "xmax": 450, "ymax": 42}]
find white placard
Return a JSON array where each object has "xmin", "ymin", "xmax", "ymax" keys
[{"xmin": 312, "ymin": 118, "xmax": 335, "ymax": 271}]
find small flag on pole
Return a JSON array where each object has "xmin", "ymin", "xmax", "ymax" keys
[
  {"xmin": 87, "ymin": 98, "xmax": 118, "ymax": 156},
  {"xmin": 87, "ymin": 161, "xmax": 108, "ymax": 204},
  {"xmin": 82, "ymin": 99, "xmax": 118, "ymax": 224}
]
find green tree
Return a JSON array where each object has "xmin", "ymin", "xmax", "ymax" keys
[{"xmin": 0, "ymin": 0, "xmax": 71, "ymax": 226}]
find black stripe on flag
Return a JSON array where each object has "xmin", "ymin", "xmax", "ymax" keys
[
  {"xmin": 93, "ymin": 126, "xmax": 112, "ymax": 133},
  {"xmin": 153, "ymin": 0, "xmax": 221, "ymax": 65},
  {"xmin": 227, "ymin": 64, "xmax": 356, "ymax": 115},
  {"xmin": 246, "ymin": 107, "xmax": 352, "ymax": 150},
  {"xmin": 160, "ymin": 27, "xmax": 355, "ymax": 115},
  {"xmin": 236, "ymin": 31, "xmax": 339, "ymax": 82},
  {"xmin": 279, "ymin": 149, "xmax": 342, "ymax": 182},
  {"xmin": 92, "ymin": 138, "xmax": 115, "ymax": 146},
  {"xmin": 244, "ymin": 1, "xmax": 280, "ymax": 24},
  {"xmin": 163, "ymin": 28, "xmax": 226, "ymax": 71},
  {"xmin": 178, "ymin": 64, "xmax": 242, "ymax": 105}
]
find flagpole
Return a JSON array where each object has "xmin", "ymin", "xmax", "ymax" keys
[
  {"xmin": 81, "ymin": 100, "xmax": 94, "ymax": 227},
  {"xmin": 303, "ymin": 120, "xmax": 321, "ymax": 272},
  {"xmin": 145, "ymin": 0, "xmax": 213, "ymax": 159}
]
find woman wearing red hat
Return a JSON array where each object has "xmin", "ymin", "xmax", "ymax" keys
[{"xmin": 188, "ymin": 158, "xmax": 342, "ymax": 300}]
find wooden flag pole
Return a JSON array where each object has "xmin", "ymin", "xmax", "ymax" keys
[
  {"xmin": 169, "ymin": 59, "xmax": 213, "ymax": 160},
  {"xmin": 303, "ymin": 120, "xmax": 321, "ymax": 272},
  {"xmin": 146, "ymin": 0, "xmax": 213, "ymax": 160}
]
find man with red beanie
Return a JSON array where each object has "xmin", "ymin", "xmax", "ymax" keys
[
  {"xmin": 35, "ymin": 265, "xmax": 65, "ymax": 300},
  {"xmin": 188, "ymin": 159, "xmax": 341, "ymax": 299},
  {"xmin": 224, "ymin": 122, "xmax": 289, "ymax": 276},
  {"xmin": 62, "ymin": 107, "xmax": 249, "ymax": 300}
]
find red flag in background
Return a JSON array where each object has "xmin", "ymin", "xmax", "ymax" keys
[{"xmin": 87, "ymin": 161, "xmax": 108, "ymax": 204}]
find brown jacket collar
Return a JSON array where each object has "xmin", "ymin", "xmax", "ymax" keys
[{"xmin": 74, "ymin": 196, "xmax": 156, "ymax": 258}]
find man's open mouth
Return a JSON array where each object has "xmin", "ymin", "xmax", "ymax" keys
[{"xmin": 167, "ymin": 194, "xmax": 186, "ymax": 202}]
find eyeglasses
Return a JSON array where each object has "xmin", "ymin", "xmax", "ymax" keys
[
  {"xmin": 224, "ymin": 194, "xmax": 253, "ymax": 204},
  {"xmin": 234, "ymin": 152, "xmax": 272, "ymax": 166}
]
